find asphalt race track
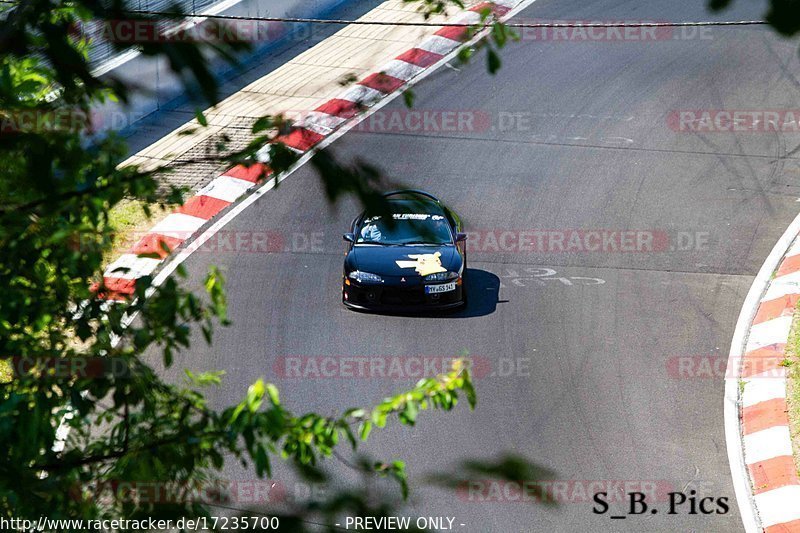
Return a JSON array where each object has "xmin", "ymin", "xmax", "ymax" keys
[{"xmin": 143, "ymin": 0, "xmax": 800, "ymax": 530}]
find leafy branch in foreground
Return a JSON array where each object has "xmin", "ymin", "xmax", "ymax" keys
[
  {"xmin": 0, "ymin": 0, "xmax": 533, "ymax": 526},
  {"xmin": 709, "ymin": 0, "xmax": 800, "ymax": 37},
  {"xmin": 37, "ymin": 346, "xmax": 475, "ymax": 520}
]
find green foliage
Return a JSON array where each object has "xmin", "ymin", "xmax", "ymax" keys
[
  {"xmin": 711, "ymin": 0, "xmax": 800, "ymax": 36},
  {"xmin": 449, "ymin": 6, "xmax": 519, "ymax": 75},
  {"xmin": 402, "ymin": 89, "xmax": 416, "ymax": 109},
  {"xmin": 0, "ymin": 0, "xmax": 544, "ymax": 527},
  {"xmin": 405, "ymin": 0, "xmax": 465, "ymax": 20}
]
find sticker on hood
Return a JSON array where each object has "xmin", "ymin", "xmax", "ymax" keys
[{"xmin": 396, "ymin": 251, "xmax": 447, "ymax": 276}]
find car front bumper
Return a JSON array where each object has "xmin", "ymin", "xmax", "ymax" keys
[{"xmin": 342, "ymin": 280, "xmax": 464, "ymax": 312}]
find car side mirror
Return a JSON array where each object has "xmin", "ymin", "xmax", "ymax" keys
[
  {"xmin": 343, "ymin": 233, "xmax": 355, "ymax": 243},
  {"xmin": 455, "ymin": 233, "xmax": 468, "ymax": 243}
]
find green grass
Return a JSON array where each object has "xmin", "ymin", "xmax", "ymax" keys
[
  {"xmin": 104, "ymin": 198, "xmax": 172, "ymax": 263},
  {"xmin": 784, "ymin": 302, "xmax": 800, "ymax": 479},
  {"xmin": 0, "ymin": 199, "xmax": 174, "ymax": 386}
]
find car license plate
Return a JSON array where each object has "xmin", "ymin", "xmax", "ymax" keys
[{"xmin": 425, "ymin": 282, "xmax": 456, "ymax": 294}]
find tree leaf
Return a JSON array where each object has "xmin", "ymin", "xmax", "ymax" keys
[
  {"xmin": 195, "ymin": 109, "xmax": 208, "ymax": 127},
  {"xmin": 487, "ymin": 48, "xmax": 502, "ymax": 74},
  {"xmin": 403, "ymin": 90, "xmax": 415, "ymax": 108},
  {"xmin": 359, "ymin": 420, "xmax": 372, "ymax": 441},
  {"xmin": 265, "ymin": 383, "xmax": 280, "ymax": 406}
]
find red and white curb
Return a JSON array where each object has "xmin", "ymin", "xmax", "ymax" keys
[
  {"xmin": 727, "ymin": 214, "xmax": 800, "ymax": 533},
  {"xmin": 96, "ymin": 0, "xmax": 518, "ymax": 300}
]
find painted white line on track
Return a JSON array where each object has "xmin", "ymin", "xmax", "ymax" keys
[
  {"xmin": 197, "ymin": 175, "xmax": 253, "ymax": 203},
  {"xmin": 339, "ymin": 85, "xmax": 385, "ymax": 105},
  {"xmin": 299, "ymin": 119, "xmax": 334, "ymax": 137},
  {"xmin": 450, "ymin": 11, "xmax": 482, "ymax": 24},
  {"xmin": 785, "ymin": 238, "xmax": 800, "ymax": 258},
  {"xmin": 149, "ymin": 213, "xmax": 207, "ymax": 237},
  {"xmin": 417, "ymin": 35, "xmax": 461, "ymax": 55},
  {"xmin": 104, "ymin": 254, "xmax": 162, "ymax": 279},
  {"xmin": 761, "ymin": 270, "xmax": 800, "ymax": 302},
  {"xmin": 752, "ymin": 485, "xmax": 800, "ymax": 527},
  {"xmin": 381, "ymin": 59, "xmax": 426, "ymax": 81},
  {"xmin": 741, "ymin": 376, "xmax": 786, "ymax": 408},
  {"xmin": 303, "ymin": 111, "xmax": 347, "ymax": 131},
  {"xmin": 744, "ymin": 316, "xmax": 793, "ymax": 351},
  {"xmin": 743, "ymin": 426, "xmax": 793, "ymax": 465}
]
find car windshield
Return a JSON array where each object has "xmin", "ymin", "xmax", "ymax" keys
[{"xmin": 356, "ymin": 213, "xmax": 452, "ymax": 245}]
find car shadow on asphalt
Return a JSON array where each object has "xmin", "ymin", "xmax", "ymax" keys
[{"xmin": 439, "ymin": 268, "xmax": 501, "ymax": 318}]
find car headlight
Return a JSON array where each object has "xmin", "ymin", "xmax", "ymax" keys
[
  {"xmin": 348, "ymin": 270, "xmax": 383, "ymax": 283},
  {"xmin": 424, "ymin": 271, "xmax": 459, "ymax": 282}
]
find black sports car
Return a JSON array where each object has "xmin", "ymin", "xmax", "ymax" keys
[{"xmin": 342, "ymin": 190, "xmax": 467, "ymax": 312}]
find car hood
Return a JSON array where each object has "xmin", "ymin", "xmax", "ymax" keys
[{"xmin": 350, "ymin": 245, "xmax": 459, "ymax": 278}]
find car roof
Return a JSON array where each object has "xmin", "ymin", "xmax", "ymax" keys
[
  {"xmin": 385, "ymin": 197, "xmax": 446, "ymax": 215},
  {"xmin": 359, "ymin": 190, "xmax": 450, "ymax": 220},
  {"xmin": 359, "ymin": 199, "xmax": 447, "ymax": 220}
]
